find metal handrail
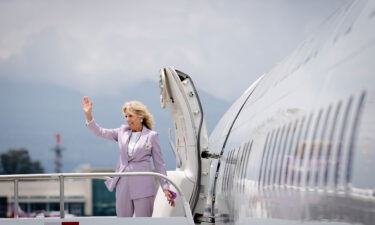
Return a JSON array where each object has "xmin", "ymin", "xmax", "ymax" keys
[{"xmin": 0, "ymin": 172, "xmax": 194, "ymax": 225}]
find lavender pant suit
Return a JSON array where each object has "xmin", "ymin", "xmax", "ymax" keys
[{"xmin": 87, "ymin": 120, "xmax": 170, "ymax": 217}]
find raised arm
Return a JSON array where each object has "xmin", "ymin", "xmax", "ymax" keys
[
  {"xmin": 82, "ymin": 96, "xmax": 119, "ymax": 142},
  {"xmin": 83, "ymin": 96, "xmax": 93, "ymax": 122}
]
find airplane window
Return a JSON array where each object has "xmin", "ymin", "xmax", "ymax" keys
[
  {"xmin": 235, "ymin": 143, "xmax": 247, "ymax": 192},
  {"xmin": 315, "ymin": 105, "xmax": 332, "ymax": 188},
  {"xmin": 223, "ymin": 150, "xmax": 235, "ymax": 193},
  {"xmin": 241, "ymin": 141, "xmax": 253, "ymax": 192},
  {"xmin": 305, "ymin": 109, "xmax": 323, "ymax": 187},
  {"xmin": 228, "ymin": 150, "xmax": 238, "ymax": 192},
  {"xmin": 236, "ymin": 141, "xmax": 252, "ymax": 192},
  {"xmin": 334, "ymin": 96, "xmax": 353, "ymax": 188},
  {"xmin": 274, "ymin": 125, "xmax": 287, "ymax": 185},
  {"xmin": 295, "ymin": 113, "xmax": 313, "ymax": 187},
  {"xmin": 268, "ymin": 129, "xmax": 281, "ymax": 186},
  {"xmin": 258, "ymin": 133, "xmax": 270, "ymax": 187},
  {"xmin": 325, "ymin": 101, "xmax": 342, "ymax": 188},
  {"xmin": 268, "ymin": 128, "xmax": 281, "ymax": 185},
  {"xmin": 289, "ymin": 116, "xmax": 306, "ymax": 186},
  {"xmin": 263, "ymin": 130, "xmax": 276, "ymax": 187},
  {"xmin": 283, "ymin": 120, "xmax": 299, "ymax": 185},
  {"xmin": 221, "ymin": 150, "xmax": 232, "ymax": 192},
  {"xmin": 346, "ymin": 91, "xmax": 366, "ymax": 185},
  {"xmin": 276, "ymin": 123, "xmax": 291, "ymax": 185}
]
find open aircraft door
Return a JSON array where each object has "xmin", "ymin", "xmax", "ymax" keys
[{"xmin": 152, "ymin": 67, "xmax": 210, "ymax": 221}]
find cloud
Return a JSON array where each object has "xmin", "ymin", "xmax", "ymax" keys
[{"xmin": 0, "ymin": 0, "xmax": 350, "ymax": 101}]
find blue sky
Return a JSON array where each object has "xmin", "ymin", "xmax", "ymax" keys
[{"xmin": 0, "ymin": 0, "xmax": 351, "ymax": 172}]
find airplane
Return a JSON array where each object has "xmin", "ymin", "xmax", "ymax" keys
[
  {"xmin": 153, "ymin": 0, "xmax": 375, "ymax": 224},
  {"xmin": 1, "ymin": 0, "xmax": 374, "ymax": 225}
]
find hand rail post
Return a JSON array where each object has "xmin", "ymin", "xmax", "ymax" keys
[
  {"xmin": 59, "ymin": 175, "xmax": 65, "ymax": 218},
  {"xmin": 182, "ymin": 199, "xmax": 194, "ymax": 225},
  {"xmin": 14, "ymin": 179, "xmax": 19, "ymax": 218}
]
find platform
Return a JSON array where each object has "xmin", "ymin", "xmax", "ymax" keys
[{"xmin": 0, "ymin": 217, "xmax": 191, "ymax": 225}]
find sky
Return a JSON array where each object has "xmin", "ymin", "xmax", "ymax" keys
[
  {"xmin": 0, "ymin": 0, "xmax": 351, "ymax": 172},
  {"xmin": 0, "ymin": 0, "xmax": 350, "ymax": 101}
]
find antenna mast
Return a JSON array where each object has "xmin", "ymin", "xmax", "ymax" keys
[{"xmin": 54, "ymin": 133, "xmax": 63, "ymax": 173}]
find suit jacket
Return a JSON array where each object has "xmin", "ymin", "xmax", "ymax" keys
[{"xmin": 87, "ymin": 120, "xmax": 170, "ymax": 199}]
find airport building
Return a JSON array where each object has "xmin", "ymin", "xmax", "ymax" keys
[{"xmin": 0, "ymin": 170, "xmax": 116, "ymax": 218}]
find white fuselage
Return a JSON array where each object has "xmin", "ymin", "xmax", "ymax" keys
[{"xmin": 203, "ymin": 0, "xmax": 375, "ymax": 224}]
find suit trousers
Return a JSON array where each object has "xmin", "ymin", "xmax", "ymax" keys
[{"xmin": 115, "ymin": 176, "xmax": 155, "ymax": 217}]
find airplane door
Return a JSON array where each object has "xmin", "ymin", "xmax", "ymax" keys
[{"xmin": 158, "ymin": 67, "xmax": 210, "ymax": 217}]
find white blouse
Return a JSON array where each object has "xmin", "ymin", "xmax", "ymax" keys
[{"xmin": 127, "ymin": 132, "xmax": 141, "ymax": 157}]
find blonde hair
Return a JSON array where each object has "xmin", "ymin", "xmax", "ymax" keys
[{"xmin": 122, "ymin": 101, "xmax": 154, "ymax": 130}]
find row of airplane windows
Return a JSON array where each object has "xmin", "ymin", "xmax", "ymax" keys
[
  {"xmin": 221, "ymin": 91, "xmax": 366, "ymax": 193},
  {"xmin": 221, "ymin": 141, "xmax": 253, "ymax": 193}
]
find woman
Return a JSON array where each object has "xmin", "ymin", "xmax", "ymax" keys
[{"xmin": 82, "ymin": 96, "xmax": 175, "ymax": 217}]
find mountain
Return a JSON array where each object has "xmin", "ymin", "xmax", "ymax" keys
[{"xmin": 0, "ymin": 77, "xmax": 231, "ymax": 172}]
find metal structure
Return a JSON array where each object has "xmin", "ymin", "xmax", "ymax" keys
[
  {"xmin": 53, "ymin": 133, "xmax": 63, "ymax": 173},
  {"xmin": 0, "ymin": 172, "xmax": 194, "ymax": 225}
]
